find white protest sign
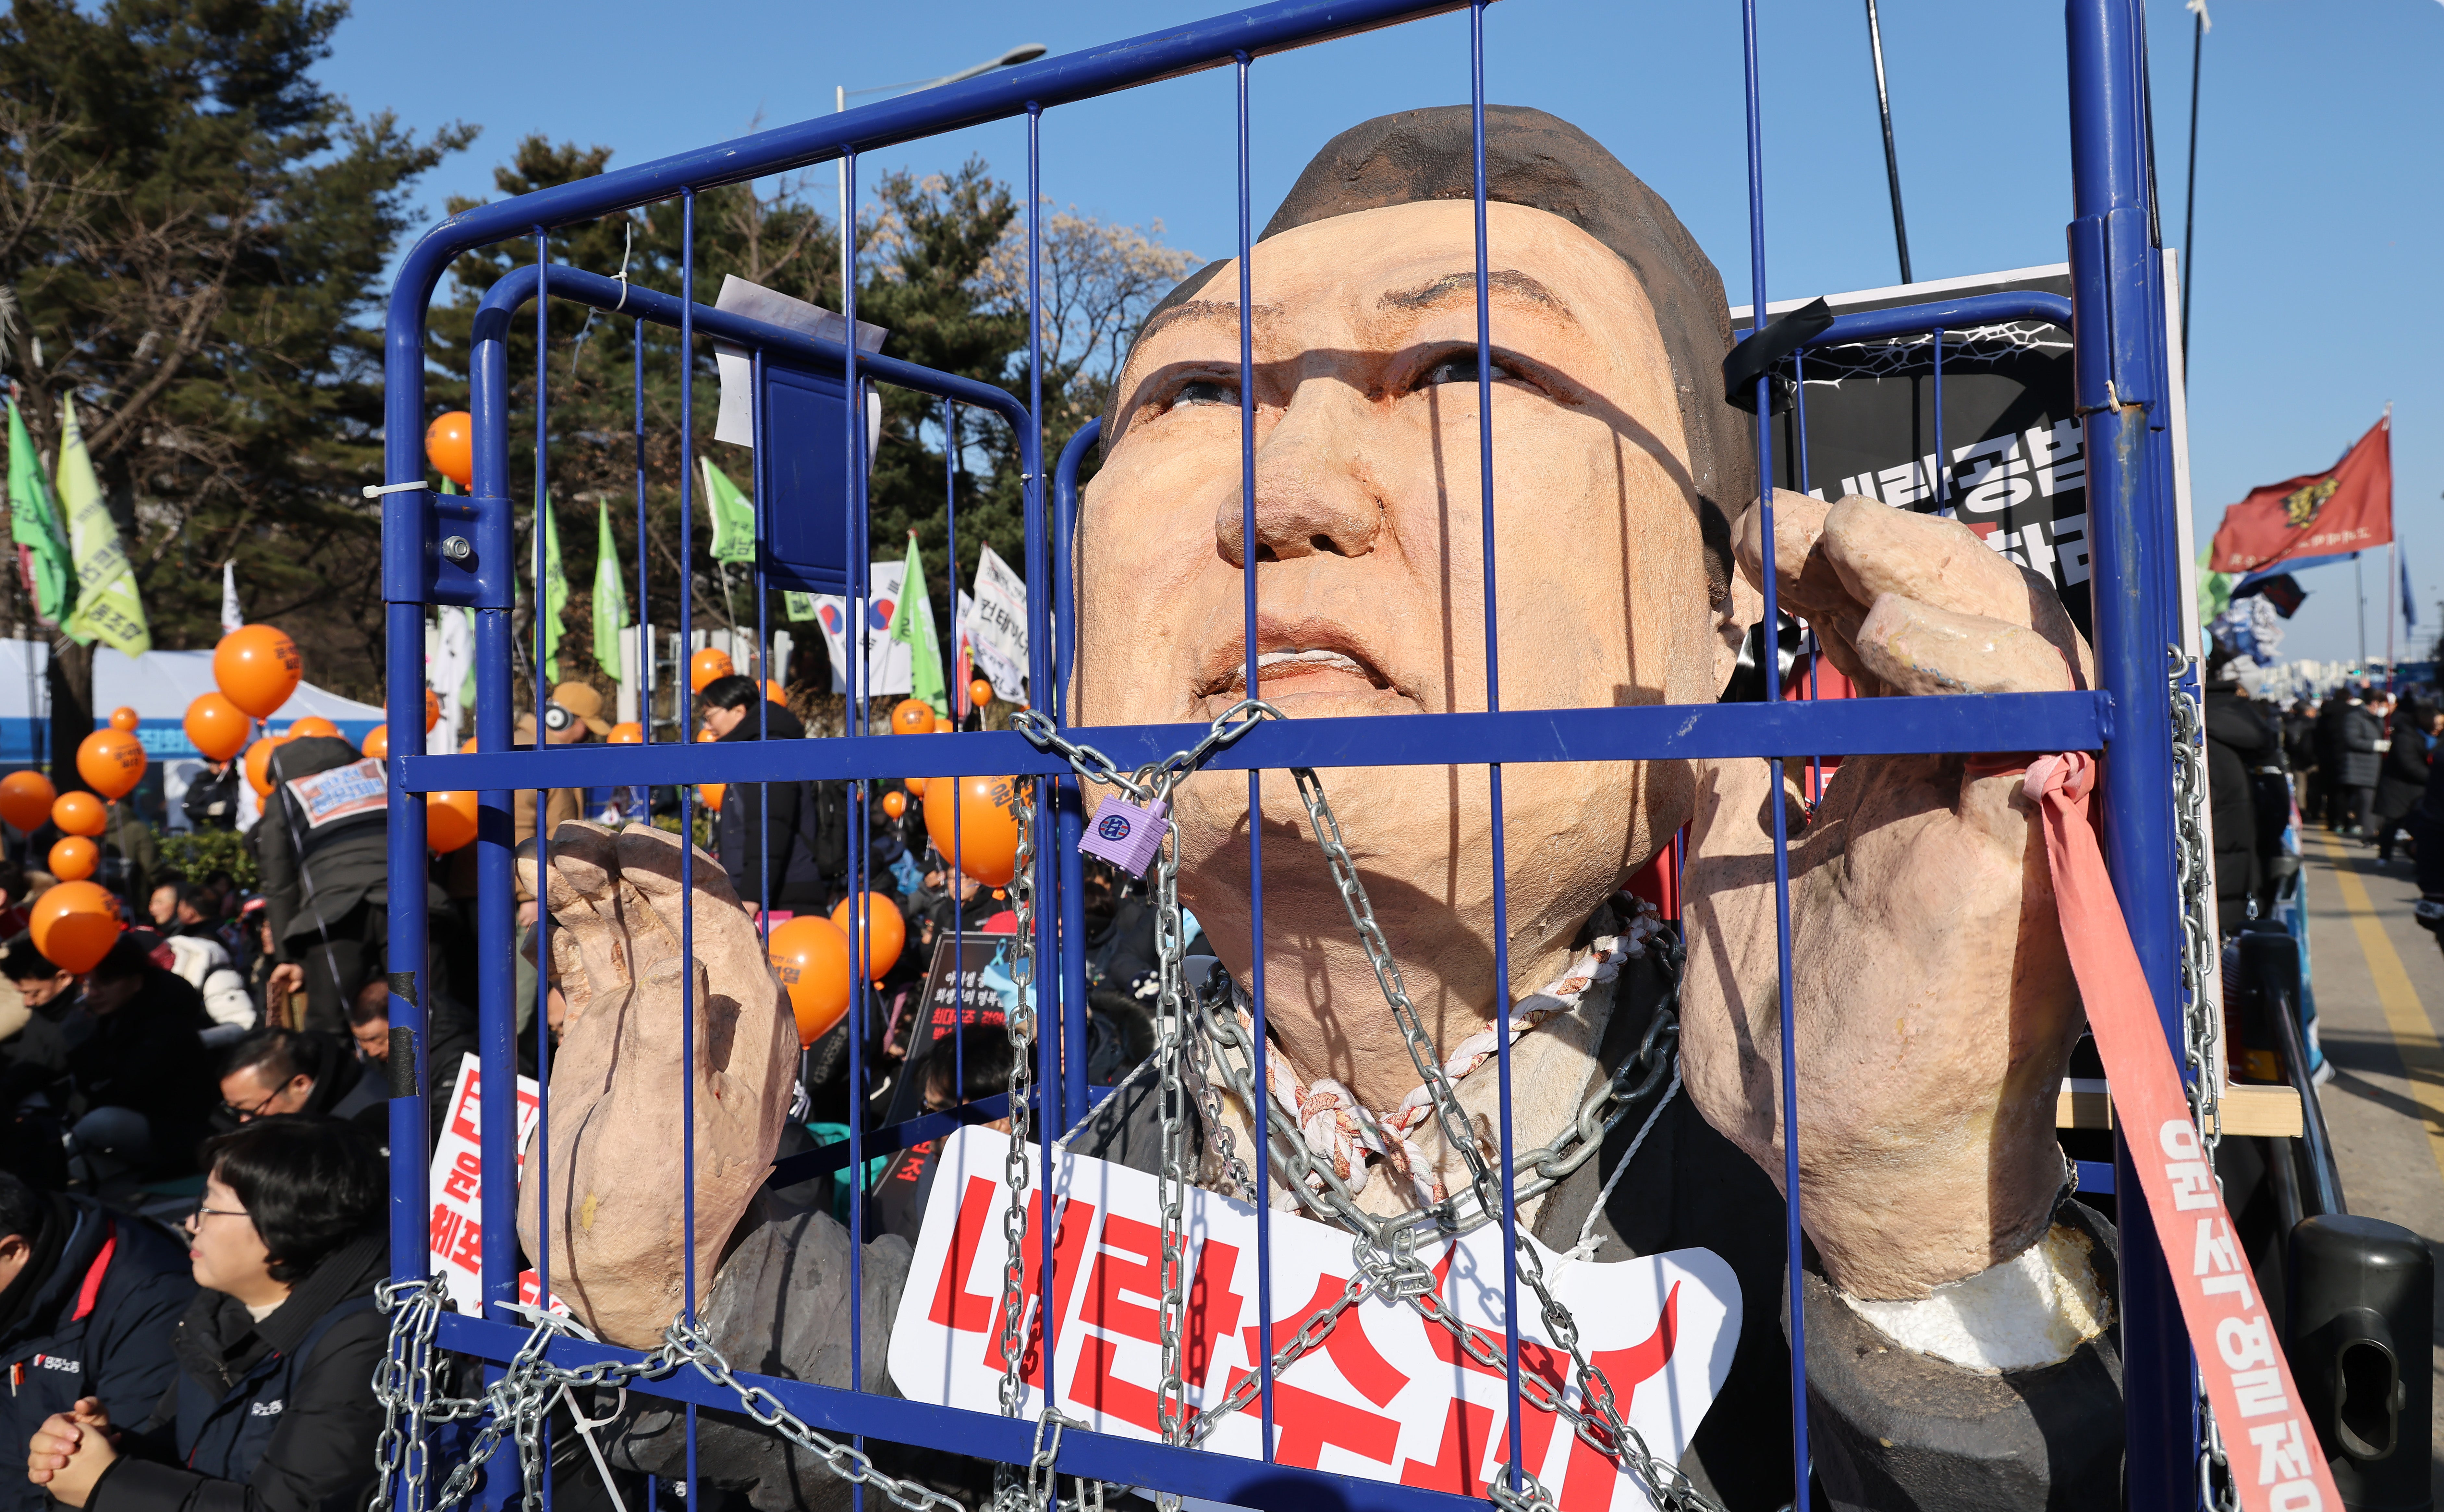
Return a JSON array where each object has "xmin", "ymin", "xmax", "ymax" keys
[
  {"xmin": 888, "ymin": 1128, "xmax": 1737, "ymax": 1511},
  {"xmin": 965, "ymin": 545, "xmax": 1027, "ymax": 701},
  {"xmin": 812, "ymin": 560, "xmax": 913, "ymax": 698},
  {"xmin": 427, "ymin": 1053, "xmax": 562, "ymax": 1316}
]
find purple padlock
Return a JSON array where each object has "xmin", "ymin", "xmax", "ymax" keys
[{"xmin": 1078, "ymin": 792, "xmax": 1169, "ymax": 876}]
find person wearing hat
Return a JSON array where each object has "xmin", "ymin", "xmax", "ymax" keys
[{"xmin": 511, "ymin": 683, "xmax": 602, "ymax": 848}]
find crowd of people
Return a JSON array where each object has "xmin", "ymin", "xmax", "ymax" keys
[
  {"xmin": 2202, "ymin": 648, "xmax": 2444, "ymax": 938},
  {"xmin": 0, "ymin": 671, "xmax": 1182, "ymax": 1512}
]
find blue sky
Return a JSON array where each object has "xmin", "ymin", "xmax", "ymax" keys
[{"xmin": 320, "ymin": 0, "xmax": 2443, "ymax": 666}]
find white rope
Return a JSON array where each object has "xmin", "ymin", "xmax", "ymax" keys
[{"xmin": 1557, "ymin": 1062, "xmax": 1680, "ymax": 1270}]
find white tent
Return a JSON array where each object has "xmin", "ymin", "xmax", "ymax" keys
[{"xmin": 0, "ymin": 641, "xmax": 383, "ymax": 831}]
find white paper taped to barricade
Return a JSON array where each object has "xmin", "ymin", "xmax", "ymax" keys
[
  {"xmin": 888, "ymin": 1128, "xmax": 1737, "ymax": 1512},
  {"xmin": 428, "ymin": 1052, "xmax": 565, "ymax": 1317}
]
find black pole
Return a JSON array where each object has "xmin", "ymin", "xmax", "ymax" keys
[
  {"xmin": 2181, "ymin": 4, "xmax": 2205, "ymax": 360},
  {"xmin": 1864, "ymin": 0, "xmax": 1912, "ymax": 284}
]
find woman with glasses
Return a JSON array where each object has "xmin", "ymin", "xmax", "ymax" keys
[{"xmin": 21, "ymin": 1116, "xmax": 387, "ymax": 1512}]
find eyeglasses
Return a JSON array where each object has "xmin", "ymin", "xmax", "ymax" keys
[
  {"xmin": 183, "ymin": 1205, "xmax": 251, "ymax": 1229},
  {"xmin": 218, "ymin": 1087, "xmax": 283, "ymax": 1122}
]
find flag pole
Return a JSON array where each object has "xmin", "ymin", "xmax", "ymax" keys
[
  {"xmin": 2386, "ymin": 540, "xmax": 2397, "ymax": 692},
  {"xmin": 2356, "ymin": 553, "xmax": 2367, "ymax": 670}
]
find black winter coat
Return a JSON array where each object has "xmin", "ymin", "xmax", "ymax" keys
[
  {"xmin": 64, "ymin": 971, "xmax": 215, "ymax": 1168},
  {"xmin": 2204, "ymin": 685, "xmax": 2275, "ymax": 929},
  {"xmin": 0, "ymin": 1195, "xmax": 196, "ymax": 1512},
  {"xmin": 91, "ymin": 1235, "xmax": 389, "ymax": 1512},
  {"xmin": 2375, "ymin": 724, "xmax": 2434, "ymax": 823},
  {"xmin": 2336, "ymin": 704, "xmax": 2385, "ymax": 790},
  {"xmin": 256, "ymin": 738, "xmax": 390, "ymax": 959},
  {"xmin": 713, "ymin": 703, "xmax": 828, "ymax": 908}
]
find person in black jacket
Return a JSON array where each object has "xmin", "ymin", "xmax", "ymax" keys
[
  {"xmin": 2330, "ymin": 688, "xmax": 2385, "ymax": 835},
  {"xmin": 2373, "ymin": 699, "xmax": 2436, "ymax": 864},
  {"xmin": 177, "ymin": 762, "xmax": 239, "ymax": 835},
  {"xmin": 59, "ymin": 938, "xmax": 215, "ymax": 1183},
  {"xmin": 25, "ymin": 1116, "xmax": 388, "ymax": 1512},
  {"xmin": 0, "ymin": 1172, "xmax": 194, "ymax": 1512},
  {"xmin": 253, "ymin": 736, "xmax": 390, "ymax": 1037},
  {"xmin": 2203, "ymin": 649, "xmax": 2279, "ymax": 934},
  {"xmin": 700, "ymin": 676, "xmax": 827, "ymax": 911},
  {"xmin": 213, "ymin": 1030, "xmax": 385, "ymax": 1146}
]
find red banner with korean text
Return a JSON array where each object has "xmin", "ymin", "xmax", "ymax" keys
[
  {"xmin": 890, "ymin": 1128, "xmax": 1740, "ymax": 1511},
  {"xmin": 2026, "ymin": 753, "xmax": 2340, "ymax": 1512},
  {"xmin": 2208, "ymin": 416, "xmax": 2392, "ymax": 575}
]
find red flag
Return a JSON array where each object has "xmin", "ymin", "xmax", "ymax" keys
[{"xmin": 2208, "ymin": 415, "xmax": 2391, "ymax": 573}]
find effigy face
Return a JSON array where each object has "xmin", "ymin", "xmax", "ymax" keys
[{"xmin": 1074, "ymin": 197, "xmax": 1732, "ymax": 1025}]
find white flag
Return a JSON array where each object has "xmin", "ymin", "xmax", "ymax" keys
[
  {"xmin": 965, "ymin": 545, "xmax": 1029, "ymax": 702},
  {"xmin": 810, "ymin": 561, "xmax": 913, "ymax": 698},
  {"xmin": 219, "ymin": 561, "xmax": 243, "ymax": 635}
]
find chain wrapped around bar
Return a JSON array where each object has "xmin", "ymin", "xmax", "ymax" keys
[
  {"xmin": 998, "ymin": 776, "xmax": 1040, "ymax": 1418},
  {"xmin": 1008, "ymin": 709, "xmax": 1715, "ymax": 1512},
  {"xmin": 370, "ymin": 1278, "xmax": 968, "ymax": 1512}
]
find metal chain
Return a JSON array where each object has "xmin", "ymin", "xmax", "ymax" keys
[
  {"xmin": 998, "ymin": 776, "xmax": 1040, "ymax": 1419},
  {"xmin": 2168, "ymin": 645, "xmax": 2242, "ymax": 1512},
  {"xmin": 372, "ymin": 1278, "xmax": 969, "ymax": 1512}
]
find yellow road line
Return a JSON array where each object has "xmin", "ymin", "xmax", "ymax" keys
[{"xmin": 2313, "ymin": 831, "xmax": 2444, "ymax": 1185}]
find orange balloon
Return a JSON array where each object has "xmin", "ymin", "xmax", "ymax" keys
[
  {"xmin": 425, "ymin": 411, "xmax": 474, "ymax": 489},
  {"xmin": 214, "ymin": 625, "xmax": 302, "ymax": 719},
  {"xmin": 46, "ymin": 836, "xmax": 96, "ymax": 882},
  {"xmin": 969, "ymin": 678, "xmax": 994, "ymax": 708},
  {"xmin": 766, "ymin": 680, "xmax": 788, "ymax": 705},
  {"xmin": 286, "ymin": 715, "xmax": 339, "ymax": 740},
  {"xmin": 882, "ymin": 789, "xmax": 907, "ymax": 818},
  {"xmin": 30, "ymin": 880, "xmax": 119, "ymax": 974},
  {"xmin": 76, "ymin": 730, "xmax": 146, "ymax": 800},
  {"xmin": 425, "ymin": 687, "xmax": 442, "ymax": 732},
  {"xmin": 690, "ymin": 648, "xmax": 735, "ymax": 693},
  {"xmin": 904, "ymin": 774, "xmax": 928, "ymax": 799},
  {"xmin": 830, "ymin": 891, "xmax": 906, "ymax": 981},
  {"xmin": 107, "ymin": 707, "xmax": 138, "ymax": 732},
  {"xmin": 428, "ymin": 790, "xmax": 479, "ymax": 852},
  {"xmin": 768, "ymin": 917, "xmax": 853, "ymax": 1047},
  {"xmin": 922, "ymin": 774, "xmax": 1026, "ymax": 886},
  {"xmin": 697, "ymin": 727, "xmax": 718, "ymax": 743},
  {"xmin": 892, "ymin": 699, "xmax": 936, "ymax": 736},
  {"xmin": 0, "ymin": 770, "xmax": 56, "ymax": 832},
  {"xmin": 242, "ymin": 735, "xmax": 291, "ymax": 798},
  {"xmin": 607, "ymin": 722, "xmax": 643, "ymax": 744},
  {"xmin": 50, "ymin": 792, "xmax": 105, "ymax": 838},
  {"xmin": 700, "ymin": 783, "xmax": 725, "ymax": 813},
  {"xmin": 183, "ymin": 693, "xmax": 251, "ymax": 762},
  {"xmin": 460, "ymin": 736, "xmax": 479, "ymax": 754},
  {"xmin": 361, "ymin": 724, "xmax": 391, "ymax": 761}
]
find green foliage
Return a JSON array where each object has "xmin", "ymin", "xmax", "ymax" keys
[
  {"xmin": 0, "ymin": 0, "xmax": 476, "ymax": 699},
  {"xmin": 159, "ymin": 825, "xmax": 257, "ymax": 891}
]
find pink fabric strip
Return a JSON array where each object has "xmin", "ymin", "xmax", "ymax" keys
[{"xmin": 2024, "ymin": 752, "xmax": 2339, "ymax": 1512}]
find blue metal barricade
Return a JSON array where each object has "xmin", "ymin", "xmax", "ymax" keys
[{"xmin": 375, "ymin": 1, "xmax": 2201, "ymax": 1508}]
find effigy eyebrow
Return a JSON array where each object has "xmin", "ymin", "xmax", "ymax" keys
[
  {"xmin": 1131, "ymin": 297, "xmax": 1284, "ymax": 353},
  {"xmin": 1375, "ymin": 268, "xmax": 1568, "ymax": 318}
]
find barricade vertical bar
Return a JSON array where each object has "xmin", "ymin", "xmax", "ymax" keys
[
  {"xmin": 1230, "ymin": 46, "xmax": 1277, "ymax": 1458},
  {"xmin": 1467, "ymin": 11, "xmax": 1530, "ymax": 1494},
  {"xmin": 381, "ymin": 612, "xmax": 432, "ymax": 1276},
  {"xmin": 1022, "ymin": 97, "xmax": 1064, "ymax": 1437},
  {"xmin": 754, "ymin": 347, "xmax": 772, "ymax": 937},
  {"xmin": 1931, "ymin": 332, "xmax": 1949, "ymax": 519},
  {"xmin": 2066, "ymin": 0, "xmax": 2194, "ymax": 1506},
  {"xmin": 469, "ymin": 300, "xmax": 519, "ymax": 1341},
  {"xmin": 636, "ymin": 311, "xmax": 651, "ymax": 755},
  {"xmin": 676, "ymin": 182, "xmax": 703, "ymax": 1509},
  {"xmin": 1052, "ymin": 409, "xmax": 1090, "ymax": 1129},
  {"xmin": 1739, "ymin": 0, "xmax": 1811, "ymax": 1506},
  {"xmin": 947, "ymin": 400, "xmax": 966, "ymax": 1094},
  {"xmin": 840, "ymin": 151, "xmax": 870, "ymax": 1512},
  {"xmin": 531, "ymin": 230, "xmax": 558, "ymax": 1512}
]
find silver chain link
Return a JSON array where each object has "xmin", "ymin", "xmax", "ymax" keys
[{"xmin": 2168, "ymin": 645, "xmax": 2241, "ymax": 1512}]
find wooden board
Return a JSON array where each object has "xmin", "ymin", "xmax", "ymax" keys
[{"xmin": 2055, "ymin": 1077, "xmax": 2303, "ymax": 1139}]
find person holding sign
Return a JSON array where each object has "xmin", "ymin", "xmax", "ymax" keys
[{"xmin": 529, "ymin": 108, "xmax": 2129, "ymax": 1511}]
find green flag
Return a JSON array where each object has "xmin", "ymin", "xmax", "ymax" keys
[
  {"xmin": 886, "ymin": 534, "xmax": 947, "ymax": 714},
  {"xmin": 538, "ymin": 494, "xmax": 569, "ymax": 682},
  {"xmin": 56, "ymin": 402, "xmax": 149, "ymax": 656},
  {"xmin": 2196, "ymin": 546, "xmax": 2234, "ymax": 634},
  {"xmin": 4, "ymin": 399, "xmax": 75, "ymax": 624},
  {"xmin": 784, "ymin": 591, "xmax": 819, "ymax": 623},
  {"xmin": 701, "ymin": 458, "xmax": 755, "ymax": 564},
  {"xmin": 593, "ymin": 501, "xmax": 629, "ymax": 683}
]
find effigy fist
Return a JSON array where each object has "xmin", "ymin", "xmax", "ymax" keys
[
  {"xmin": 515, "ymin": 822, "xmax": 799, "ymax": 1347},
  {"xmin": 1679, "ymin": 492, "xmax": 2098, "ymax": 1300}
]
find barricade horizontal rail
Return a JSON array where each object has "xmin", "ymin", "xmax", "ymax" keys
[{"xmin": 399, "ymin": 690, "xmax": 2112, "ymax": 793}]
